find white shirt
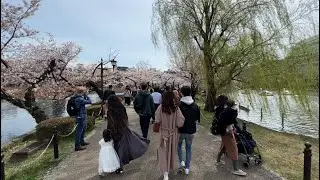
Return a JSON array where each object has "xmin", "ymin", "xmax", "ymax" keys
[{"xmin": 151, "ymin": 92, "xmax": 162, "ymax": 104}]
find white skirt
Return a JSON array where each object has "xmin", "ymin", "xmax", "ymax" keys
[{"xmin": 98, "ymin": 146, "xmax": 120, "ymax": 173}]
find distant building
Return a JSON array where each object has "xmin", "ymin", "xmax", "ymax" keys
[{"xmin": 117, "ymin": 66, "xmax": 129, "ymax": 71}]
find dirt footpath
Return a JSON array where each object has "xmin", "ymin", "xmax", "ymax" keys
[{"xmin": 43, "ymin": 107, "xmax": 282, "ymax": 180}]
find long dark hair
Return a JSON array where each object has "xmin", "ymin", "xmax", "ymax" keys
[
  {"xmin": 102, "ymin": 129, "xmax": 112, "ymax": 142},
  {"xmin": 161, "ymin": 90, "xmax": 177, "ymax": 114},
  {"xmin": 107, "ymin": 95, "xmax": 128, "ymax": 137},
  {"xmin": 216, "ymin": 95, "xmax": 228, "ymax": 107}
]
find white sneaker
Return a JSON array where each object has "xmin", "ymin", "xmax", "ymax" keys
[
  {"xmin": 180, "ymin": 161, "xmax": 185, "ymax": 168},
  {"xmin": 232, "ymin": 169, "xmax": 247, "ymax": 176},
  {"xmin": 215, "ymin": 160, "xmax": 225, "ymax": 166},
  {"xmin": 163, "ymin": 172, "xmax": 169, "ymax": 180},
  {"xmin": 184, "ymin": 168, "xmax": 190, "ymax": 175}
]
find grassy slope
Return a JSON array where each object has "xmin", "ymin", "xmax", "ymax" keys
[
  {"xmin": 198, "ymin": 102, "xmax": 319, "ymax": 180},
  {"xmin": 2, "ymin": 118, "xmax": 104, "ymax": 180}
]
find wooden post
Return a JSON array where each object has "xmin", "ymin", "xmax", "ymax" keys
[
  {"xmin": 281, "ymin": 113, "xmax": 285, "ymax": 129},
  {"xmin": 53, "ymin": 127, "xmax": 59, "ymax": 159},
  {"xmin": 1, "ymin": 153, "xmax": 4, "ymax": 180},
  {"xmin": 260, "ymin": 107, "xmax": 263, "ymax": 121},
  {"xmin": 303, "ymin": 142, "xmax": 312, "ymax": 180}
]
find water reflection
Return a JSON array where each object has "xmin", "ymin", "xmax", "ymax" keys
[
  {"xmin": 1, "ymin": 93, "xmax": 101, "ymax": 144},
  {"xmin": 234, "ymin": 92, "xmax": 319, "ymax": 138},
  {"xmin": 1, "ymin": 92, "xmax": 319, "ymax": 144}
]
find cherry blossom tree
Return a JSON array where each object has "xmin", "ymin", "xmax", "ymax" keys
[
  {"xmin": 1, "ymin": 0, "xmax": 41, "ymax": 68},
  {"xmin": 1, "ymin": 35, "xmax": 82, "ymax": 123}
]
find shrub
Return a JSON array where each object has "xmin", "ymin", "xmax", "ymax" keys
[
  {"xmin": 35, "ymin": 116, "xmax": 96, "ymax": 141},
  {"xmin": 86, "ymin": 104, "xmax": 102, "ymax": 116}
]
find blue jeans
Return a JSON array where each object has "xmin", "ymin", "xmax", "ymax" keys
[
  {"xmin": 177, "ymin": 133, "xmax": 194, "ymax": 169},
  {"xmin": 75, "ymin": 117, "xmax": 86, "ymax": 147}
]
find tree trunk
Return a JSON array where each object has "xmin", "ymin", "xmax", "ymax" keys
[
  {"xmin": 202, "ymin": 40, "xmax": 217, "ymax": 112},
  {"xmin": 30, "ymin": 106, "xmax": 49, "ymax": 123},
  {"xmin": 204, "ymin": 83, "xmax": 217, "ymax": 112},
  {"xmin": 1, "ymin": 89, "xmax": 49, "ymax": 124}
]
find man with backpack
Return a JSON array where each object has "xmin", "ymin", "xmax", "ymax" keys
[
  {"xmin": 67, "ymin": 86, "xmax": 92, "ymax": 151},
  {"xmin": 133, "ymin": 82, "xmax": 155, "ymax": 139},
  {"xmin": 177, "ymin": 86, "xmax": 200, "ymax": 175}
]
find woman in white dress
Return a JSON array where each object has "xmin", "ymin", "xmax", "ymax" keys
[{"xmin": 98, "ymin": 129, "xmax": 120, "ymax": 176}]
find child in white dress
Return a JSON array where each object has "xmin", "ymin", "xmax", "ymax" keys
[{"xmin": 98, "ymin": 129, "xmax": 120, "ymax": 176}]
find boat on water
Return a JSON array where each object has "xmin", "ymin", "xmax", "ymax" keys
[
  {"xmin": 239, "ymin": 105, "xmax": 250, "ymax": 112},
  {"xmin": 259, "ymin": 90, "xmax": 274, "ymax": 96}
]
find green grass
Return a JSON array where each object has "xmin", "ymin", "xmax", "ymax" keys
[
  {"xmin": 199, "ymin": 104, "xmax": 319, "ymax": 180},
  {"xmin": 2, "ymin": 117, "xmax": 104, "ymax": 180}
]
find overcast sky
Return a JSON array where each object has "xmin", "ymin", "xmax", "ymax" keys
[
  {"xmin": 21, "ymin": 0, "xmax": 318, "ymax": 69},
  {"xmin": 25, "ymin": 0, "xmax": 169, "ymax": 70}
]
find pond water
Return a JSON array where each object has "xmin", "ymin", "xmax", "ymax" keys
[
  {"xmin": 1, "ymin": 93, "xmax": 101, "ymax": 144},
  {"xmin": 1, "ymin": 92, "xmax": 319, "ymax": 144},
  {"xmin": 234, "ymin": 92, "xmax": 319, "ymax": 138}
]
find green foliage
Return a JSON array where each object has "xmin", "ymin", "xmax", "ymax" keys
[
  {"xmin": 152, "ymin": 0, "xmax": 318, "ymax": 113},
  {"xmin": 35, "ymin": 116, "xmax": 96, "ymax": 141}
]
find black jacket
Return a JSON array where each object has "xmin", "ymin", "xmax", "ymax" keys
[
  {"xmin": 178, "ymin": 102, "xmax": 200, "ymax": 134},
  {"xmin": 214, "ymin": 106, "xmax": 225, "ymax": 121},
  {"xmin": 133, "ymin": 90, "xmax": 155, "ymax": 116},
  {"xmin": 103, "ymin": 89, "xmax": 115, "ymax": 101},
  {"xmin": 219, "ymin": 107, "xmax": 238, "ymax": 126}
]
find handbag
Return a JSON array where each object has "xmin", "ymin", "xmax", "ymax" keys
[{"xmin": 153, "ymin": 122, "xmax": 160, "ymax": 133}]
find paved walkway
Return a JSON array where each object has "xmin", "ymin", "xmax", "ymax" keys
[{"xmin": 44, "ymin": 107, "xmax": 282, "ymax": 180}]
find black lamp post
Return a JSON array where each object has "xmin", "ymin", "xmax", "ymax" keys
[{"xmin": 98, "ymin": 58, "xmax": 117, "ymax": 117}]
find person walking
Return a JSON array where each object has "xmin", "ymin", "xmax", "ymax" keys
[
  {"xmin": 133, "ymin": 82, "xmax": 155, "ymax": 139},
  {"xmin": 216, "ymin": 99, "xmax": 247, "ymax": 176},
  {"xmin": 213, "ymin": 95, "xmax": 229, "ymax": 161},
  {"xmin": 154, "ymin": 90, "xmax": 185, "ymax": 180},
  {"xmin": 98, "ymin": 129, "xmax": 120, "ymax": 176},
  {"xmin": 151, "ymin": 86, "xmax": 162, "ymax": 123},
  {"xmin": 103, "ymin": 85, "xmax": 115, "ymax": 102},
  {"xmin": 131, "ymin": 86, "xmax": 137, "ymax": 99},
  {"xmin": 177, "ymin": 86, "xmax": 200, "ymax": 175},
  {"xmin": 74, "ymin": 86, "xmax": 92, "ymax": 151},
  {"xmin": 106, "ymin": 95, "xmax": 149, "ymax": 174},
  {"xmin": 123, "ymin": 86, "xmax": 132, "ymax": 106}
]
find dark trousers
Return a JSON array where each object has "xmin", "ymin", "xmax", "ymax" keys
[
  {"xmin": 75, "ymin": 118, "xmax": 86, "ymax": 147},
  {"xmin": 124, "ymin": 97, "xmax": 131, "ymax": 105},
  {"xmin": 139, "ymin": 115, "xmax": 151, "ymax": 139}
]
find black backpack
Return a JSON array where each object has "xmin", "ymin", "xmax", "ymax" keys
[
  {"xmin": 211, "ymin": 118, "xmax": 227, "ymax": 136},
  {"xmin": 210, "ymin": 118, "xmax": 219, "ymax": 135},
  {"xmin": 67, "ymin": 96, "xmax": 79, "ymax": 117}
]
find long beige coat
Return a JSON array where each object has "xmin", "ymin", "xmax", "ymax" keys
[{"xmin": 155, "ymin": 105, "xmax": 185, "ymax": 173}]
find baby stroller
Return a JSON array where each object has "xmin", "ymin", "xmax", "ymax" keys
[{"xmin": 234, "ymin": 123, "xmax": 262, "ymax": 168}]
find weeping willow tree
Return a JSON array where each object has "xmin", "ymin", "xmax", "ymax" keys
[
  {"xmin": 168, "ymin": 38, "xmax": 202, "ymax": 98},
  {"xmin": 152, "ymin": 0, "xmax": 319, "ymax": 112}
]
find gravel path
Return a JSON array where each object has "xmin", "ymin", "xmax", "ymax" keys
[{"xmin": 43, "ymin": 107, "xmax": 282, "ymax": 180}]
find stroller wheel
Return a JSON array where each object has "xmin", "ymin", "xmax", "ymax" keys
[
  {"xmin": 255, "ymin": 159, "xmax": 262, "ymax": 165},
  {"xmin": 243, "ymin": 162, "xmax": 250, "ymax": 168}
]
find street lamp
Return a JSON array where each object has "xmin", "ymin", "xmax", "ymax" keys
[
  {"xmin": 99, "ymin": 58, "xmax": 117, "ymax": 97},
  {"xmin": 92, "ymin": 58, "xmax": 118, "ymax": 118},
  {"xmin": 110, "ymin": 59, "xmax": 117, "ymax": 72}
]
